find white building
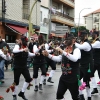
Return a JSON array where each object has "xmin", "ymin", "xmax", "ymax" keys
[
  {"xmin": 84, "ymin": 8, "xmax": 100, "ymax": 31},
  {"xmin": 40, "ymin": 0, "xmax": 49, "ymax": 39}
]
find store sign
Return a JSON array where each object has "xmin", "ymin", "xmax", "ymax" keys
[
  {"xmin": 56, "ymin": 26, "xmax": 68, "ymax": 34},
  {"xmin": 40, "ymin": 26, "xmax": 48, "ymax": 34}
]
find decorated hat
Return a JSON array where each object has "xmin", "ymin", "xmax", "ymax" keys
[
  {"xmin": 92, "ymin": 31, "xmax": 99, "ymax": 36},
  {"xmin": 65, "ymin": 33, "xmax": 75, "ymax": 40},
  {"xmin": 21, "ymin": 35, "xmax": 28, "ymax": 42},
  {"xmin": 38, "ymin": 34, "xmax": 44, "ymax": 45},
  {"xmin": 79, "ymin": 31, "xmax": 88, "ymax": 36}
]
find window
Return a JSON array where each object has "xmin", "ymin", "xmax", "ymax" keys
[
  {"xmin": 40, "ymin": 11, "xmax": 42, "ymax": 22},
  {"xmin": 23, "ymin": 0, "xmax": 30, "ymax": 20}
]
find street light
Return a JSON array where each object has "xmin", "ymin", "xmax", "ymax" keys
[
  {"xmin": 28, "ymin": 0, "xmax": 38, "ymax": 38},
  {"xmin": 77, "ymin": 8, "xmax": 91, "ymax": 38}
]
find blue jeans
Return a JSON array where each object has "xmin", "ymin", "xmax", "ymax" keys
[{"xmin": 0, "ymin": 60, "xmax": 5, "ymax": 80}]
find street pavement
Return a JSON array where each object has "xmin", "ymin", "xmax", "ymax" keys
[{"xmin": 0, "ymin": 65, "xmax": 100, "ymax": 100}]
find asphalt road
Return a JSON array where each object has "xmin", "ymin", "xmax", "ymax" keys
[{"xmin": 0, "ymin": 65, "xmax": 100, "ymax": 100}]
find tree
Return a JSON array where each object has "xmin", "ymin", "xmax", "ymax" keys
[{"xmin": 70, "ymin": 26, "xmax": 89, "ymax": 37}]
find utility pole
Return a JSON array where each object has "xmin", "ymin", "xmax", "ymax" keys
[
  {"xmin": 2, "ymin": 0, "xmax": 6, "ymax": 23},
  {"xmin": 28, "ymin": 0, "xmax": 38, "ymax": 38},
  {"xmin": 48, "ymin": 0, "xmax": 52, "ymax": 41}
]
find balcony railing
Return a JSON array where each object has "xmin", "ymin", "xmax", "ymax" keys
[{"xmin": 51, "ymin": 11, "xmax": 74, "ymax": 21}]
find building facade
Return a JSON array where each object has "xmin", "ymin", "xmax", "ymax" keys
[
  {"xmin": 40, "ymin": 0, "xmax": 49, "ymax": 40},
  {"xmin": 0, "ymin": 0, "xmax": 41, "ymax": 43},
  {"xmin": 51, "ymin": 0, "xmax": 75, "ymax": 38},
  {"xmin": 84, "ymin": 8, "xmax": 100, "ymax": 31}
]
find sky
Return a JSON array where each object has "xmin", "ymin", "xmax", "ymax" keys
[{"xmin": 75, "ymin": 0, "xmax": 100, "ymax": 24}]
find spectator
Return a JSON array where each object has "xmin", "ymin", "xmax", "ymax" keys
[{"xmin": 0, "ymin": 36, "xmax": 10, "ymax": 72}]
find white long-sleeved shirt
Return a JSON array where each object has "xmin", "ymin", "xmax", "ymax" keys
[
  {"xmin": 13, "ymin": 44, "xmax": 35, "ymax": 57},
  {"xmin": 75, "ymin": 42, "xmax": 91, "ymax": 51},
  {"xmin": 0, "ymin": 49, "xmax": 11, "ymax": 60},
  {"xmin": 92, "ymin": 41, "xmax": 100, "ymax": 48},
  {"xmin": 45, "ymin": 43, "xmax": 53, "ymax": 53},
  {"xmin": 48, "ymin": 48, "xmax": 81, "ymax": 62}
]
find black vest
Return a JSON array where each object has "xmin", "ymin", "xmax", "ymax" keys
[
  {"xmin": 0, "ymin": 56, "xmax": 4, "ymax": 61},
  {"xmin": 80, "ymin": 39, "xmax": 93, "ymax": 65},
  {"xmin": 33, "ymin": 44, "xmax": 46, "ymax": 64},
  {"xmin": 13, "ymin": 51, "xmax": 28, "ymax": 68},
  {"xmin": 61, "ymin": 45, "xmax": 80, "ymax": 83},
  {"xmin": 93, "ymin": 38, "xmax": 100, "ymax": 64}
]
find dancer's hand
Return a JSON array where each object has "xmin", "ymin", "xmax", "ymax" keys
[
  {"xmin": 42, "ymin": 50, "xmax": 49, "ymax": 56},
  {"xmin": 24, "ymin": 48, "xmax": 28, "ymax": 52},
  {"xmin": 56, "ymin": 47, "xmax": 63, "ymax": 53}
]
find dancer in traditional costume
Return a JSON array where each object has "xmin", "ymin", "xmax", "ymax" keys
[
  {"xmin": 33, "ymin": 34, "xmax": 47, "ymax": 91},
  {"xmin": 91, "ymin": 31, "xmax": 100, "ymax": 94},
  {"xmin": 75, "ymin": 31, "xmax": 93, "ymax": 100},
  {"xmin": 10, "ymin": 36, "xmax": 35, "ymax": 100},
  {"xmin": 43, "ymin": 34, "xmax": 81, "ymax": 100},
  {"xmin": 43, "ymin": 41, "xmax": 56, "ymax": 84}
]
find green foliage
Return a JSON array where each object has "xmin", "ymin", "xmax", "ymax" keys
[{"xmin": 71, "ymin": 26, "xmax": 89, "ymax": 37}]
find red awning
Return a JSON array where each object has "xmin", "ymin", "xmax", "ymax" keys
[{"xmin": 6, "ymin": 24, "xmax": 28, "ymax": 34}]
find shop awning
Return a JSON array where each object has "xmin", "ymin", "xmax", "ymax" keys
[{"xmin": 6, "ymin": 24, "xmax": 28, "ymax": 34}]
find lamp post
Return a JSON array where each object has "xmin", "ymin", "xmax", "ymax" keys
[
  {"xmin": 28, "ymin": 0, "xmax": 38, "ymax": 38},
  {"xmin": 77, "ymin": 8, "xmax": 91, "ymax": 38},
  {"xmin": 47, "ymin": 0, "xmax": 52, "ymax": 41}
]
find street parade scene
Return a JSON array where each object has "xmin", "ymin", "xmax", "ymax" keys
[{"xmin": 0, "ymin": 0, "xmax": 100, "ymax": 100}]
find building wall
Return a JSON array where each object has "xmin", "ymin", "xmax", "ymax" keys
[
  {"xmin": 5, "ymin": 0, "xmax": 40, "ymax": 26},
  {"xmin": 40, "ymin": 6, "xmax": 49, "ymax": 39},
  {"xmin": 30, "ymin": 0, "xmax": 40, "ymax": 26},
  {"xmin": 0, "ymin": 0, "xmax": 2, "ymax": 18},
  {"xmin": 41, "ymin": 0, "xmax": 49, "ymax": 8},
  {"xmin": 0, "ymin": 24, "xmax": 5, "ymax": 39},
  {"xmin": 85, "ymin": 14, "xmax": 93, "ymax": 31},
  {"xmin": 93, "ymin": 13, "xmax": 100, "ymax": 31},
  {"xmin": 85, "ymin": 13, "xmax": 100, "ymax": 31},
  {"xmin": 5, "ymin": 0, "xmax": 23, "ymax": 21}
]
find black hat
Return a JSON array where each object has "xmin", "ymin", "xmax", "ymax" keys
[
  {"xmin": 65, "ymin": 33, "xmax": 74, "ymax": 40},
  {"xmin": 93, "ymin": 31, "xmax": 99, "ymax": 37},
  {"xmin": 80, "ymin": 31, "xmax": 88, "ymax": 36},
  {"xmin": 21, "ymin": 36, "xmax": 28, "ymax": 42}
]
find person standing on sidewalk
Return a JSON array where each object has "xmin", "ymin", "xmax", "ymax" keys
[{"xmin": 0, "ymin": 46, "xmax": 11, "ymax": 83}]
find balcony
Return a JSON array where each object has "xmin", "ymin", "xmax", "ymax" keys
[
  {"xmin": 51, "ymin": 11, "xmax": 74, "ymax": 27},
  {"xmin": 53, "ymin": 0, "xmax": 75, "ymax": 8}
]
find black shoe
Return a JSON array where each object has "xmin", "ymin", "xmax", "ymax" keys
[
  {"xmin": 0, "ymin": 80, "xmax": 5, "ymax": 83},
  {"xmin": 13, "ymin": 95, "xmax": 17, "ymax": 100},
  {"xmin": 87, "ymin": 97, "xmax": 91, "ymax": 100},
  {"xmin": 47, "ymin": 77, "xmax": 54, "ymax": 83},
  {"xmin": 79, "ymin": 94, "xmax": 85, "ymax": 100},
  {"xmin": 5, "ymin": 66, "xmax": 8, "ymax": 70},
  {"xmin": 39, "ymin": 84, "xmax": 42, "ymax": 90},
  {"xmin": 18, "ymin": 91, "xmax": 28, "ymax": 100},
  {"xmin": 43, "ymin": 79, "xmax": 46, "ymax": 85},
  {"xmin": 91, "ymin": 88, "xmax": 98, "ymax": 95},
  {"xmin": 34, "ymin": 85, "xmax": 38, "ymax": 92}
]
